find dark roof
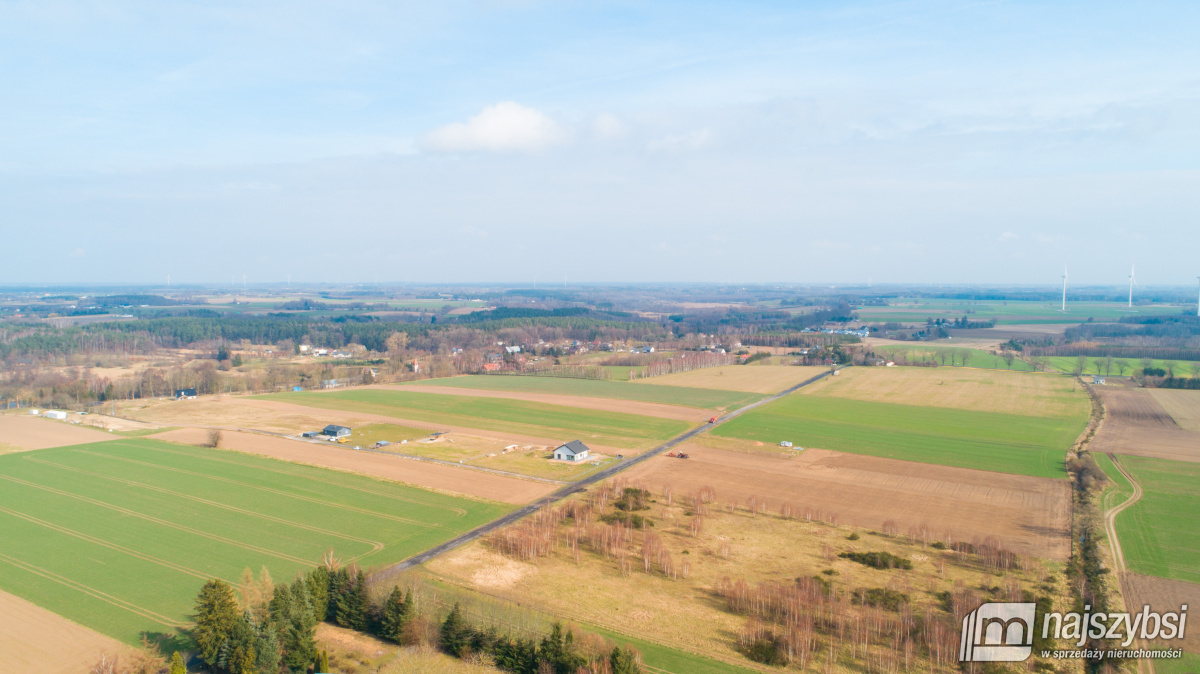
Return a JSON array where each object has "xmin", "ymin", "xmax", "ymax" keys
[
  {"xmin": 174, "ymin": 389, "xmax": 197, "ymax": 396},
  {"xmin": 556, "ymin": 440, "xmax": 590, "ymax": 455},
  {"xmin": 323, "ymin": 424, "xmax": 351, "ymax": 434}
]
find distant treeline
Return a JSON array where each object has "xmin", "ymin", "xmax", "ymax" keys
[{"xmin": 1027, "ymin": 344, "xmax": 1200, "ymax": 361}]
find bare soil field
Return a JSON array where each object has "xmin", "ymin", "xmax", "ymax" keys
[
  {"xmin": 1121, "ymin": 573, "xmax": 1200, "ymax": 651},
  {"xmin": 622, "ymin": 446, "xmax": 1071, "ymax": 558},
  {"xmin": 150, "ymin": 428, "xmax": 556, "ymax": 504},
  {"xmin": 1148, "ymin": 388, "xmax": 1200, "ymax": 432},
  {"xmin": 0, "ymin": 414, "xmax": 116, "ymax": 450},
  {"xmin": 378, "ymin": 384, "xmax": 710, "ymax": 422},
  {"xmin": 634, "ymin": 365, "xmax": 828, "ymax": 394},
  {"xmin": 0, "ymin": 589, "xmax": 134, "ymax": 674},
  {"xmin": 1091, "ymin": 388, "xmax": 1200, "ymax": 463},
  {"xmin": 797, "ymin": 366, "xmax": 1088, "ymax": 418}
]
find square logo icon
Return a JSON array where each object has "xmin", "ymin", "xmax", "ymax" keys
[{"xmin": 959, "ymin": 602, "xmax": 1037, "ymax": 662}]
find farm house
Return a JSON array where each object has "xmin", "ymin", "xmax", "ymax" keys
[
  {"xmin": 553, "ymin": 440, "xmax": 591, "ymax": 462},
  {"xmin": 174, "ymin": 388, "xmax": 197, "ymax": 400},
  {"xmin": 322, "ymin": 424, "xmax": 352, "ymax": 439}
]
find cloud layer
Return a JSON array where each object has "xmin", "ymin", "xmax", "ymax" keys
[{"xmin": 420, "ymin": 102, "xmax": 568, "ymax": 153}]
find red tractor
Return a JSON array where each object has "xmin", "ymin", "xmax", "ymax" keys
[{"xmin": 708, "ymin": 416, "xmax": 718, "ymax": 424}]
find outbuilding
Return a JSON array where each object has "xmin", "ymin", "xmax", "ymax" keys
[
  {"xmin": 322, "ymin": 424, "xmax": 352, "ymax": 439},
  {"xmin": 174, "ymin": 388, "xmax": 198, "ymax": 400},
  {"xmin": 553, "ymin": 440, "xmax": 591, "ymax": 462},
  {"xmin": 43, "ymin": 410, "xmax": 68, "ymax": 420}
]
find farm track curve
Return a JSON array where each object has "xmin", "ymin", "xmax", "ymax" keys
[
  {"xmin": 369, "ymin": 368, "xmax": 838, "ymax": 582},
  {"xmin": 1104, "ymin": 452, "xmax": 1154, "ymax": 674}
]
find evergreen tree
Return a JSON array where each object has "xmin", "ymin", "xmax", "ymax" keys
[
  {"xmin": 219, "ymin": 615, "xmax": 257, "ymax": 674},
  {"xmin": 315, "ymin": 649, "xmax": 330, "ymax": 673},
  {"xmin": 254, "ymin": 623, "xmax": 282, "ymax": 674},
  {"xmin": 538, "ymin": 623, "xmax": 586, "ymax": 674},
  {"xmin": 168, "ymin": 651, "xmax": 186, "ymax": 674},
  {"xmin": 439, "ymin": 604, "xmax": 472, "ymax": 657},
  {"xmin": 379, "ymin": 587, "xmax": 411, "ymax": 643},
  {"xmin": 306, "ymin": 566, "xmax": 331, "ymax": 621},
  {"xmin": 192, "ymin": 579, "xmax": 241, "ymax": 668},
  {"xmin": 610, "ymin": 646, "xmax": 641, "ymax": 674},
  {"xmin": 334, "ymin": 569, "xmax": 367, "ymax": 631},
  {"xmin": 280, "ymin": 578, "xmax": 318, "ymax": 673},
  {"xmin": 494, "ymin": 637, "xmax": 538, "ymax": 673}
]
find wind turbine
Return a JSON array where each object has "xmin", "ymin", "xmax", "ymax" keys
[
  {"xmin": 1060, "ymin": 266, "xmax": 1068, "ymax": 312},
  {"xmin": 1127, "ymin": 263, "xmax": 1137, "ymax": 309}
]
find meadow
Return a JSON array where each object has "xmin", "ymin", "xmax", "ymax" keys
[
  {"xmin": 260, "ymin": 389, "xmax": 692, "ymax": 450},
  {"xmin": 855, "ymin": 299, "xmax": 1184, "ymax": 325},
  {"xmin": 1104, "ymin": 455, "xmax": 1200, "ymax": 583},
  {"xmin": 711, "ymin": 395, "xmax": 1081, "ymax": 478},
  {"xmin": 1041, "ymin": 355, "xmax": 1200, "ymax": 377},
  {"xmin": 0, "ymin": 439, "xmax": 508, "ymax": 644},
  {"xmin": 876, "ymin": 345, "xmax": 1036, "ymax": 371},
  {"xmin": 401, "ymin": 374, "xmax": 760, "ymax": 410}
]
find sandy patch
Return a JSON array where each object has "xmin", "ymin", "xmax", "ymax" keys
[
  {"xmin": 0, "ymin": 589, "xmax": 134, "ymax": 674},
  {"xmin": 149, "ymin": 428, "xmax": 556, "ymax": 504},
  {"xmin": 0, "ymin": 415, "xmax": 116, "ymax": 450},
  {"xmin": 623, "ymin": 445, "xmax": 1071, "ymax": 559},
  {"xmin": 378, "ymin": 384, "xmax": 709, "ymax": 422},
  {"xmin": 634, "ymin": 365, "xmax": 828, "ymax": 394},
  {"xmin": 436, "ymin": 545, "xmax": 537, "ymax": 590}
]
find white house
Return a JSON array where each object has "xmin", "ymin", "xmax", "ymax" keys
[
  {"xmin": 43, "ymin": 410, "xmax": 68, "ymax": 420},
  {"xmin": 553, "ymin": 440, "xmax": 591, "ymax": 462}
]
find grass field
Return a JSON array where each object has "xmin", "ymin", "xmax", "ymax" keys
[
  {"xmin": 259, "ymin": 390, "xmax": 692, "ymax": 450},
  {"xmin": 1104, "ymin": 455, "xmax": 1200, "ymax": 583},
  {"xmin": 634, "ymin": 365, "xmax": 828, "ymax": 394},
  {"xmin": 0, "ymin": 439, "xmax": 508, "ymax": 644},
  {"xmin": 800, "ymin": 366, "xmax": 1090, "ymax": 419},
  {"xmin": 856, "ymin": 300, "xmax": 1185, "ymax": 325},
  {"xmin": 712, "ymin": 395, "xmax": 1080, "ymax": 478},
  {"xmin": 1042, "ymin": 356, "xmax": 1200, "ymax": 376},
  {"xmin": 342, "ymin": 422, "xmax": 433, "ymax": 445},
  {"xmin": 401, "ymin": 374, "xmax": 761, "ymax": 410},
  {"xmin": 876, "ymin": 345, "xmax": 1037, "ymax": 371}
]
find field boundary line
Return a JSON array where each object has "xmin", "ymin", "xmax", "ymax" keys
[
  {"xmin": 22, "ymin": 455, "xmax": 387, "ymax": 554},
  {"xmin": 0, "ymin": 503, "xmax": 231, "ymax": 584},
  {"xmin": 142, "ymin": 440, "xmax": 474, "ymax": 515},
  {"xmin": 370, "ymin": 368, "xmax": 838, "ymax": 581},
  {"xmin": 76, "ymin": 448, "xmax": 443, "ymax": 528},
  {"xmin": 0, "ymin": 551, "xmax": 186, "ymax": 628},
  {"xmin": 0, "ymin": 473, "xmax": 315, "ymax": 565}
]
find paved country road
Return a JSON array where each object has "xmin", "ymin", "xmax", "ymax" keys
[{"xmin": 369, "ymin": 367, "xmax": 837, "ymax": 583}]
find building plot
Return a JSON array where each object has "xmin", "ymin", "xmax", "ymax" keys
[{"xmin": 396, "ymin": 374, "xmax": 761, "ymax": 410}]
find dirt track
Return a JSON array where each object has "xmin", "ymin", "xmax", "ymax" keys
[
  {"xmin": 379, "ymin": 384, "xmax": 711, "ymax": 421},
  {"xmin": 0, "ymin": 589, "xmax": 133, "ymax": 673},
  {"xmin": 150, "ymin": 428, "xmax": 558, "ymax": 505},
  {"xmin": 623, "ymin": 446, "xmax": 1071, "ymax": 559},
  {"xmin": 0, "ymin": 415, "xmax": 116, "ymax": 450},
  {"xmin": 1090, "ymin": 387, "xmax": 1200, "ymax": 463}
]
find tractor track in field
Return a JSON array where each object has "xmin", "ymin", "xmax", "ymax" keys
[
  {"xmin": 369, "ymin": 368, "xmax": 838, "ymax": 583},
  {"xmin": 1104, "ymin": 452, "xmax": 1156, "ymax": 674}
]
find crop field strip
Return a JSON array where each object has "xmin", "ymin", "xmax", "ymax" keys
[
  {"xmin": 1104, "ymin": 455, "xmax": 1200, "ymax": 584},
  {"xmin": 258, "ymin": 389, "xmax": 692, "ymax": 450},
  {"xmin": 0, "ymin": 439, "xmax": 507, "ymax": 643},
  {"xmin": 711, "ymin": 393, "xmax": 1083, "ymax": 478},
  {"xmin": 400, "ymin": 374, "xmax": 763, "ymax": 410}
]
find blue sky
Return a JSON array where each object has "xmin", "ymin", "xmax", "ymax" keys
[{"xmin": 2, "ymin": 1, "xmax": 1198, "ymax": 285}]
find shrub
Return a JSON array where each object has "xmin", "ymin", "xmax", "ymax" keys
[
  {"xmin": 838, "ymin": 551, "xmax": 912, "ymax": 570},
  {"xmin": 853, "ymin": 588, "xmax": 910, "ymax": 611}
]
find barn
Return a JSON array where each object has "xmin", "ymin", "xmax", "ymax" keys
[{"xmin": 553, "ymin": 440, "xmax": 590, "ymax": 462}]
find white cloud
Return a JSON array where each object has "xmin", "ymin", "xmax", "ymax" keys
[
  {"xmin": 592, "ymin": 113, "xmax": 627, "ymax": 139},
  {"xmin": 647, "ymin": 128, "xmax": 712, "ymax": 153},
  {"xmin": 421, "ymin": 102, "xmax": 568, "ymax": 153}
]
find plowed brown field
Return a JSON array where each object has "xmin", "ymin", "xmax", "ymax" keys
[
  {"xmin": 150, "ymin": 428, "xmax": 556, "ymax": 504},
  {"xmin": 0, "ymin": 589, "xmax": 133, "ymax": 674},
  {"xmin": 1091, "ymin": 387, "xmax": 1200, "ymax": 463},
  {"xmin": 623, "ymin": 446, "xmax": 1071, "ymax": 558},
  {"xmin": 1148, "ymin": 388, "xmax": 1200, "ymax": 432},
  {"xmin": 1121, "ymin": 573, "xmax": 1200, "ymax": 651},
  {"xmin": 0, "ymin": 415, "xmax": 116, "ymax": 450}
]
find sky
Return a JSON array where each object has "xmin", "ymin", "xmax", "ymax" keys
[{"xmin": 1, "ymin": 0, "xmax": 1198, "ymax": 286}]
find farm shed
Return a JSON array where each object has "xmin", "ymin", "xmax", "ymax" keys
[
  {"xmin": 322, "ymin": 425, "xmax": 352, "ymax": 438},
  {"xmin": 553, "ymin": 440, "xmax": 591, "ymax": 462},
  {"xmin": 43, "ymin": 410, "xmax": 68, "ymax": 420},
  {"xmin": 174, "ymin": 388, "xmax": 198, "ymax": 400}
]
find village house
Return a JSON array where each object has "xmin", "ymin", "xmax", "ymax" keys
[{"xmin": 553, "ymin": 440, "xmax": 591, "ymax": 462}]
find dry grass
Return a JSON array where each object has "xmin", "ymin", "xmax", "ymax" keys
[
  {"xmin": 0, "ymin": 414, "xmax": 117, "ymax": 450},
  {"xmin": 797, "ymin": 366, "xmax": 1090, "ymax": 419},
  {"xmin": 1148, "ymin": 388, "xmax": 1200, "ymax": 432},
  {"xmin": 635, "ymin": 365, "xmax": 828, "ymax": 394},
  {"xmin": 428, "ymin": 491, "xmax": 1069, "ymax": 669}
]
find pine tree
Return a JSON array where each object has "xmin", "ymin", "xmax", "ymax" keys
[
  {"xmin": 335, "ymin": 569, "xmax": 368, "ymax": 631},
  {"xmin": 306, "ymin": 566, "xmax": 330, "ymax": 621},
  {"xmin": 254, "ymin": 622, "xmax": 282, "ymax": 674},
  {"xmin": 192, "ymin": 579, "xmax": 241, "ymax": 667},
  {"xmin": 610, "ymin": 646, "xmax": 641, "ymax": 674},
  {"xmin": 439, "ymin": 604, "xmax": 472, "ymax": 657},
  {"xmin": 280, "ymin": 577, "xmax": 318, "ymax": 673},
  {"xmin": 315, "ymin": 649, "xmax": 330, "ymax": 673},
  {"xmin": 168, "ymin": 651, "xmax": 186, "ymax": 674},
  {"xmin": 379, "ymin": 587, "xmax": 411, "ymax": 643}
]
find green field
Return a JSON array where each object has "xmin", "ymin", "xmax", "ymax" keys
[
  {"xmin": 1103, "ymin": 455, "xmax": 1200, "ymax": 583},
  {"xmin": 0, "ymin": 439, "xmax": 508, "ymax": 644},
  {"xmin": 856, "ymin": 300, "xmax": 1185, "ymax": 325},
  {"xmin": 406, "ymin": 374, "xmax": 761, "ymax": 409},
  {"xmin": 876, "ymin": 345, "xmax": 1037, "ymax": 371},
  {"xmin": 260, "ymin": 389, "xmax": 692, "ymax": 450},
  {"xmin": 712, "ymin": 396, "xmax": 1081, "ymax": 478},
  {"xmin": 1041, "ymin": 356, "xmax": 1200, "ymax": 376}
]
